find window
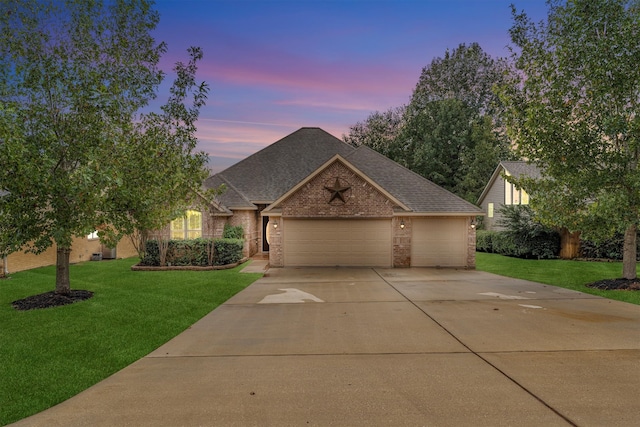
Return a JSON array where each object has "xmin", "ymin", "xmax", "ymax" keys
[
  {"xmin": 87, "ymin": 230, "xmax": 99, "ymax": 240},
  {"xmin": 504, "ymin": 176, "xmax": 530, "ymax": 206},
  {"xmin": 488, "ymin": 203, "xmax": 494, "ymax": 218},
  {"xmin": 171, "ymin": 210, "xmax": 202, "ymax": 239}
]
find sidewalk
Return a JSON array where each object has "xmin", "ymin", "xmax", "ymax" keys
[{"xmin": 12, "ymin": 267, "xmax": 640, "ymax": 426}]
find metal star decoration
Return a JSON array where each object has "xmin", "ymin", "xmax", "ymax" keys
[{"xmin": 324, "ymin": 177, "xmax": 351, "ymax": 204}]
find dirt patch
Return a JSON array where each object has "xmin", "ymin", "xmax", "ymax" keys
[
  {"xmin": 12, "ymin": 290, "xmax": 94, "ymax": 311},
  {"xmin": 586, "ymin": 278, "xmax": 640, "ymax": 291}
]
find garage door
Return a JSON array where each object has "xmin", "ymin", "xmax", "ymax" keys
[
  {"xmin": 284, "ymin": 219, "xmax": 392, "ymax": 267},
  {"xmin": 411, "ymin": 218, "xmax": 467, "ymax": 267}
]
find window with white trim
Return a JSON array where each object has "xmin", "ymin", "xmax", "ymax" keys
[
  {"xmin": 87, "ymin": 231, "xmax": 99, "ymax": 240},
  {"xmin": 171, "ymin": 210, "xmax": 202, "ymax": 239},
  {"xmin": 504, "ymin": 174, "xmax": 530, "ymax": 206}
]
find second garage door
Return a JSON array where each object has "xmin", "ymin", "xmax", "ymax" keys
[
  {"xmin": 411, "ymin": 218, "xmax": 468, "ymax": 267},
  {"xmin": 284, "ymin": 219, "xmax": 392, "ymax": 267}
]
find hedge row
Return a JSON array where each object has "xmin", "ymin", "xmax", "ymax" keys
[
  {"xmin": 476, "ymin": 229, "xmax": 560, "ymax": 259},
  {"xmin": 580, "ymin": 234, "xmax": 640, "ymax": 261},
  {"xmin": 478, "ymin": 230, "xmax": 640, "ymax": 261},
  {"xmin": 140, "ymin": 238, "xmax": 244, "ymax": 267}
]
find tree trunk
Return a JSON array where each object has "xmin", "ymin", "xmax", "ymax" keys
[
  {"xmin": 55, "ymin": 247, "xmax": 72, "ymax": 295},
  {"xmin": 622, "ymin": 224, "xmax": 637, "ymax": 280}
]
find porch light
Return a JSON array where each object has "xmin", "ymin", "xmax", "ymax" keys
[
  {"xmin": 400, "ymin": 219, "xmax": 405, "ymax": 229},
  {"xmin": 273, "ymin": 220, "xmax": 278, "ymax": 229},
  {"xmin": 470, "ymin": 218, "xmax": 476, "ymax": 229}
]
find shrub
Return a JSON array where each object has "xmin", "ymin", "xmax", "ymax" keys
[
  {"xmin": 213, "ymin": 238, "xmax": 244, "ymax": 265},
  {"xmin": 223, "ymin": 224, "xmax": 244, "ymax": 239},
  {"xmin": 580, "ymin": 233, "xmax": 640, "ymax": 261},
  {"xmin": 476, "ymin": 230, "xmax": 497, "ymax": 253},
  {"xmin": 490, "ymin": 205, "xmax": 560, "ymax": 259},
  {"xmin": 140, "ymin": 237, "xmax": 243, "ymax": 267},
  {"xmin": 141, "ymin": 239, "xmax": 160, "ymax": 266},
  {"xmin": 490, "ymin": 232, "xmax": 522, "ymax": 257}
]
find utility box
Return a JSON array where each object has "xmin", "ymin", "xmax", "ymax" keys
[
  {"xmin": 102, "ymin": 246, "xmax": 117, "ymax": 259},
  {"xmin": 91, "ymin": 253, "xmax": 102, "ymax": 261}
]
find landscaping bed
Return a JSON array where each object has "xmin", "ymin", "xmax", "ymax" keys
[
  {"xmin": 131, "ymin": 257, "xmax": 248, "ymax": 271},
  {"xmin": 586, "ymin": 278, "xmax": 640, "ymax": 291},
  {"xmin": 12, "ymin": 290, "xmax": 94, "ymax": 311}
]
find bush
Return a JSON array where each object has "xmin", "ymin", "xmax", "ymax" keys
[
  {"xmin": 170, "ymin": 239, "xmax": 214, "ymax": 266},
  {"xmin": 580, "ymin": 233, "xmax": 640, "ymax": 261},
  {"xmin": 141, "ymin": 239, "xmax": 159, "ymax": 266},
  {"xmin": 140, "ymin": 237, "xmax": 243, "ymax": 267},
  {"xmin": 476, "ymin": 230, "xmax": 497, "ymax": 253},
  {"xmin": 213, "ymin": 238, "xmax": 244, "ymax": 265},
  {"xmin": 223, "ymin": 224, "xmax": 244, "ymax": 239},
  {"xmin": 487, "ymin": 205, "xmax": 560, "ymax": 259}
]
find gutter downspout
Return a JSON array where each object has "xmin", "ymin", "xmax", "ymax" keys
[{"xmin": 2, "ymin": 256, "xmax": 7, "ymax": 277}]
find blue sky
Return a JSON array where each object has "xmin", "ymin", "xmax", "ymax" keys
[{"xmin": 151, "ymin": 0, "xmax": 548, "ymax": 172}]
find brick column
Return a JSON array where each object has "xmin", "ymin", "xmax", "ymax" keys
[{"xmin": 393, "ymin": 217, "xmax": 411, "ymax": 267}]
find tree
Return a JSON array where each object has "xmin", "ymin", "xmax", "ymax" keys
[
  {"xmin": 408, "ymin": 42, "xmax": 511, "ymax": 118},
  {"xmin": 342, "ymin": 106, "xmax": 405, "ymax": 159},
  {"xmin": 0, "ymin": 0, "xmax": 210, "ymax": 294},
  {"xmin": 344, "ymin": 43, "xmax": 515, "ymax": 202},
  {"xmin": 400, "ymin": 43, "xmax": 515, "ymax": 201},
  {"xmin": 500, "ymin": 0, "xmax": 640, "ymax": 279}
]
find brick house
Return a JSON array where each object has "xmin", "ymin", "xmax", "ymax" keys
[{"xmin": 200, "ymin": 127, "xmax": 483, "ymax": 268}]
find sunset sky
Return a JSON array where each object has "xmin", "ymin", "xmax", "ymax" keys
[{"xmin": 151, "ymin": 0, "xmax": 548, "ymax": 172}]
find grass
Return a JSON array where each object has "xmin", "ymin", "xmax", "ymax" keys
[
  {"xmin": 0, "ymin": 258, "xmax": 262, "ymax": 426},
  {"xmin": 476, "ymin": 252, "xmax": 640, "ymax": 306}
]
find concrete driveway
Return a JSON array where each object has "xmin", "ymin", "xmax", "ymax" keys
[{"xmin": 12, "ymin": 266, "xmax": 640, "ymax": 426}]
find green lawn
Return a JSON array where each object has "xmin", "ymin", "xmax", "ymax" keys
[
  {"xmin": 476, "ymin": 252, "xmax": 640, "ymax": 305},
  {"xmin": 0, "ymin": 258, "xmax": 262, "ymax": 426}
]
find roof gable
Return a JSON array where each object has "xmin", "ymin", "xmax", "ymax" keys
[
  {"xmin": 263, "ymin": 155, "xmax": 409, "ymax": 214},
  {"xmin": 477, "ymin": 161, "xmax": 543, "ymax": 205},
  {"xmin": 208, "ymin": 127, "xmax": 483, "ymax": 215},
  {"xmin": 345, "ymin": 146, "xmax": 483, "ymax": 214},
  {"xmin": 206, "ymin": 128, "xmax": 354, "ymax": 207}
]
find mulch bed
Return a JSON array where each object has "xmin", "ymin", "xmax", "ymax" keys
[
  {"xmin": 586, "ymin": 278, "xmax": 640, "ymax": 291},
  {"xmin": 12, "ymin": 290, "xmax": 94, "ymax": 311}
]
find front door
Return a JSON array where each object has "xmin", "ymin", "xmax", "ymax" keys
[{"xmin": 262, "ymin": 216, "xmax": 270, "ymax": 252}]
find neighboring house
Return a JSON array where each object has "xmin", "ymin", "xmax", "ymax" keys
[
  {"xmin": 194, "ymin": 127, "xmax": 483, "ymax": 268},
  {"xmin": 476, "ymin": 161, "xmax": 542, "ymax": 231},
  {"xmin": 477, "ymin": 160, "xmax": 580, "ymax": 259}
]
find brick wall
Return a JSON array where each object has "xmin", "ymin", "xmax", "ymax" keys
[
  {"xmin": 228, "ymin": 210, "xmax": 259, "ymax": 257},
  {"xmin": 280, "ymin": 162, "xmax": 395, "ymax": 218},
  {"xmin": 393, "ymin": 217, "xmax": 411, "ymax": 267},
  {"xmin": 268, "ymin": 218, "xmax": 283, "ymax": 267},
  {"xmin": 467, "ymin": 218, "xmax": 477, "ymax": 268}
]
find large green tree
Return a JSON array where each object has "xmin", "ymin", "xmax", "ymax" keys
[
  {"xmin": 400, "ymin": 43, "xmax": 515, "ymax": 200},
  {"xmin": 342, "ymin": 106, "xmax": 405, "ymax": 159},
  {"xmin": 501, "ymin": 0, "xmax": 640, "ymax": 279},
  {"xmin": 0, "ymin": 0, "xmax": 209, "ymax": 294},
  {"xmin": 344, "ymin": 43, "xmax": 515, "ymax": 202}
]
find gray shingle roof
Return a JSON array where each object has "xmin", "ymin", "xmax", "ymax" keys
[
  {"xmin": 206, "ymin": 127, "xmax": 482, "ymax": 214},
  {"xmin": 345, "ymin": 146, "xmax": 482, "ymax": 213},
  {"xmin": 205, "ymin": 128, "xmax": 353, "ymax": 204},
  {"xmin": 500, "ymin": 161, "xmax": 542, "ymax": 180}
]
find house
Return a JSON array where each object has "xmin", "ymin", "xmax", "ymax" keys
[
  {"xmin": 476, "ymin": 161, "xmax": 541, "ymax": 231},
  {"xmin": 477, "ymin": 160, "xmax": 580, "ymax": 259},
  {"xmin": 199, "ymin": 127, "xmax": 483, "ymax": 268}
]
